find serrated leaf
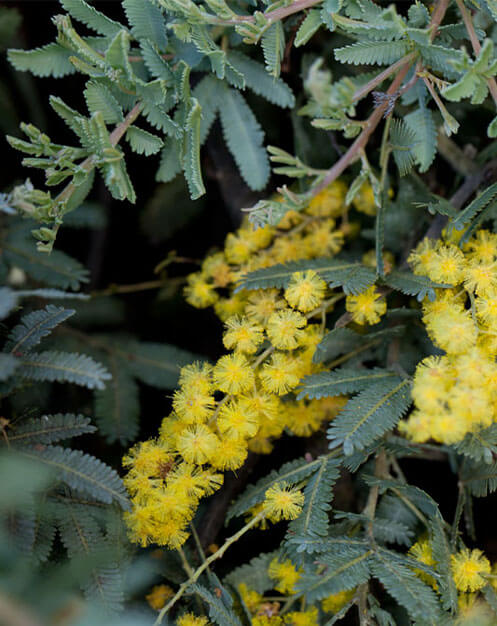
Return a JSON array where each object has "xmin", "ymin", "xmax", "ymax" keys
[
  {"xmin": 94, "ymin": 357, "xmax": 139, "ymax": 445},
  {"xmin": 452, "ymin": 182, "xmax": 497, "ymax": 230},
  {"xmin": 227, "ymin": 456, "xmax": 321, "ymax": 521},
  {"xmin": 5, "ymin": 305, "xmax": 75, "ymax": 355},
  {"xmin": 183, "ymin": 98, "xmax": 206, "ymax": 199},
  {"xmin": 461, "ymin": 460, "xmax": 497, "ymax": 496},
  {"xmin": 261, "ymin": 21, "xmax": 285, "ymax": 78},
  {"xmin": 0, "ymin": 354, "xmax": 18, "ymax": 381},
  {"xmin": 328, "ymin": 378, "xmax": 412, "ymax": 455},
  {"xmin": 156, "ymin": 137, "xmax": 182, "ymax": 183},
  {"xmin": 226, "ymin": 51, "xmax": 295, "ymax": 108},
  {"xmin": 22, "ymin": 445, "xmax": 129, "ymax": 508},
  {"xmin": 218, "ymin": 86, "xmax": 270, "ymax": 191},
  {"xmin": 8, "ymin": 43, "xmax": 76, "ymax": 78},
  {"xmin": 225, "ymin": 551, "xmax": 279, "ymax": 594},
  {"xmin": 238, "ymin": 258, "xmax": 376, "ymax": 295},
  {"xmin": 60, "ymin": 0, "xmax": 123, "ymax": 37},
  {"xmin": 383, "ymin": 270, "xmax": 451, "ymax": 302},
  {"xmin": 190, "ymin": 584, "xmax": 242, "ymax": 626},
  {"xmin": 9, "ymin": 413, "xmax": 96, "ymax": 445},
  {"xmin": 84, "ymin": 81, "xmax": 123, "ymax": 124},
  {"xmin": 123, "ymin": 0, "xmax": 167, "ymax": 49},
  {"xmin": 18, "ymin": 350, "xmax": 111, "ymax": 390},
  {"xmin": 455, "ymin": 424, "xmax": 497, "ymax": 464},
  {"xmin": 390, "ymin": 118, "xmax": 417, "ymax": 177},
  {"xmin": 295, "ymin": 10, "xmax": 323, "ymax": 47},
  {"xmin": 0, "ymin": 287, "xmax": 18, "ymax": 320},
  {"xmin": 125, "ymin": 125, "xmax": 163, "ymax": 156},
  {"xmin": 335, "ymin": 40, "xmax": 409, "ymax": 65},
  {"xmin": 298, "ymin": 367, "xmax": 398, "ymax": 400},
  {"xmin": 192, "ymin": 75, "xmax": 222, "ymax": 144},
  {"xmin": 404, "ymin": 105, "xmax": 436, "ymax": 173}
]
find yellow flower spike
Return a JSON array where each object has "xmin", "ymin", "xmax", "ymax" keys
[
  {"xmin": 213, "ymin": 353, "xmax": 255, "ymax": 394},
  {"xmin": 176, "ymin": 613, "xmax": 210, "ymax": 626},
  {"xmin": 322, "ymin": 589, "xmax": 356, "ymax": 613},
  {"xmin": 451, "ymin": 548, "xmax": 491, "ymax": 592},
  {"xmin": 268, "ymin": 557, "xmax": 302, "ymax": 594},
  {"xmin": 266, "ymin": 309, "xmax": 307, "ymax": 350},
  {"xmin": 146, "ymin": 584, "xmax": 174, "ymax": 611},
  {"xmin": 223, "ymin": 315, "xmax": 264, "ymax": 354},
  {"xmin": 184, "ymin": 272, "xmax": 219, "ymax": 308},
  {"xmin": 284, "ymin": 270, "xmax": 327, "ymax": 313},
  {"xmin": 345, "ymin": 285, "xmax": 386, "ymax": 325},
  {"xmin": 263, "ymin": 483, "xmax": 304, "ymax": 522}
]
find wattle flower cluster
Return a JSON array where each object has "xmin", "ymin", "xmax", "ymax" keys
[
  {"xmin": 399, "ymin": 229, "xmax": 497, "ymax": 445},
  {"xmin": 122, "ymin": 182, "xmax": 364, "ymax": 549}
]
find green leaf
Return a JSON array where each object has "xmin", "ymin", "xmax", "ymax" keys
[
  {"xmin": 5, "ymin": 305, "xmax": 75, "ymax": 355},
  {"xmin": 289, "ymin": 456, "xmax": 341, "ymax": 543},
  {"xmin": 84, "ymin": 81, "xmax": 123, "ymax": 124},
  {"xmin": 226, "ymin": 51, "xmax": 295, "ymax": 108},
  {"xmin": 328, "ymin": 377, "xmax": 412, "ymax": 455},
  {"xmin": 183, "ymin": 98, "xmax": 206, "ymax": 199},
  {"xmin": 123, "ymin": 0, "xmax": 167, "ymax": 49},
  {"xmin": 8, "ymin": 43, "xmax": 76, "ymax": 78},
  {"xmin": 461, "ymin": 460, "xmax": 497, "ymax": 496},
  {"xmin": 125, "ymin": 125, "xmax": 164, "ymax": 156},
  {"xmin": 227, "ymin": 456, "xmax": 320, "ymax": 521},
  {"xmin": 261, "ymin": 21, "xmax": 285, "ymax": 78},
  {"xmin": 225, "ymin": 551, "xmax": 279, "ymax": 594},
  {"xmin": 0, "ymin": 287, "xmax": 18, "ymax": 320},
  {"xmin": 238, "ymin": 257, "xmax": 376, "ymax": 295},
  {"xmin": 0, "ymin": 354, "xmax": 19, "ymax": 381},
  {"xmin": 156, "ymin": 137, "xmax": 182, "ymax": 183},
  {"xmin": 371, "ymin": 550, "xmax": 442, "ymax": 622},
  {"xmin": 383, "ymin": 270, "xmax": 451, "ymax": 302},
  {"xmin": 218, "ymin": 86, "xmax": 270, "ymax": 191},
  {"xmin": 296, "ymin": 538, "xmax": 373, "ymax": 602},
  {"xmin": 4, "ymin": 227, "xmax": 89, "ymax": 290},
  {"xmin": 94, "ymin": 357, "xmax": 140, "ymax": 445},
  {"xmin": 192, "ymin": 75, "xmax": 222, "ymax": 144},
  {"xmin": 452, "ymin": 182, "xmax": 497, "ymax": 230},
  {"xmin": 18, "ymin": 350, "xmax": 111, "ymax": 390},
  {"xmin": 335, "ymin": 40, "xmax": 409, "ymax": 65},
  {"xmin": 21, "ymin": 445, "xmax": 129, "ymax": 508},
  {"xmin": 190, "ymin": 584, "xmax": 242, "ymax": 626},
  {"xmin": 298, "ymin": 367, "xmax": 398, "ymax": 400},
  {"xmin": 60, "ymin": 0, "xmax": 123, "ymax": 37},
  {"xmin": 390, "ymin": 118, "xmax": 418, "ymax": 177},
  {"xmin": 455, "ymin": 424, "xmax": 497, "ymax": 464},
  {"xmin": 404, "ymin": 105, "xmax": 437, "ymax": 173},
  {"xmin": 113, "ymin": 339, "xmax": 204, "ymax": 389},
  {"xmin": 295, "ymin": 10, "xmax": 323, "ymax": 47},
  {"xmin": 8, "ymin": 413, "xmax": 96, "ymax": 445}
]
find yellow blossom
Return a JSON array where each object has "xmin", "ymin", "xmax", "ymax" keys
[
  {"xmin": 213, "ymin": 353, "xmax": 255, "ymax": 395},
  {"xmin": 451, "ymin": 548, "xmax": 491, "ymax": 592},
  {"xmin": 223, "ymin": 316, "xmax": 264, "ymax": 354},
  {"xmin": 263, "ymin": 483, "xmax": 304, "ymax": 522},
  {"xmin": 259, "ymin": 352, "xmax": 301, "ymax": 395},
  {"xmin": 146, "ymin": 584, "xmax": 173, "ymax": 611},
  {"xmin": 268, "ymin": 557, "xmax": 302, "ymax": 594},
  {"xmin": 176, "ymin": 613, "xmax": 210, "ymax": 626},
  {"xmin": 346, "ymin": 285, "xmax": 386, "ymax": 325},
  {"xmin": 284, "ymin": 270, "xmax": 327, "ymax": 313},
  {"xmin": 322, "ymin": 589, "xmax": 355, "ymax": 613},
  {"xmin": 184, "ymin": 273, "xmax": 218, "ymax": 308},
  {"xmin": 266, "ymin": 310, "xmax": 307, "ymax": 350}
]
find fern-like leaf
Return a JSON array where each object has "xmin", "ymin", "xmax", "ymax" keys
[
  {"xmin": 461, "ymin": 460, "xmax": 497, "ymax": 497},
  {"xmin": 60, "ymin": 0, "xmax": 123, "ymax": 37},
  {"xmin": 22, "ymin": 445, "xmax": 129, "ymax": 508},
  {"xmin": 224, "ymin": 551, "xmax": 279, "ymax": 594},
  {"xmin": 9, "ymin": 413, "xmax": 96, "ymax": 445},
  {"xmin": 390, "ymin": 118, "xmax": 418, "ymax": 176},
  {"xmin": 190, "ymin": 584, "xmax": 242, "ymax": 626},
  {"xmin": 184, "ymin": 98, "xmax": 206, "ymax": 199},
  {"xmin": 125, "ymin": 126, "xmax": 163, "ymax": 156},
  {"xmin": 452, "ymin": 182, "xmax": 497, "ymax": 230},
  {"xmin": 5, "ymin": 305, "xmax": 75, "ymax": 355},
  {"xmin": 288, "ymin": 456, "xmax": 340, "ymax": 544},
  {"xmin": 328, "ymin": 377, "xmax": 412, "ymax": 455},
  {"xmin": 261, "ymin": 21, "xmax": 285, "ymax": 77},
  {"xmin": 383, "ymin": 269, "xmax": 451, "ymax": 302},
  {"xmin": 404, "ymin": 104, "xmax": 437, "ymax": 173},
  {"xmin": 335, "ymin": 40, "xmax": 409, "ymax": 65},
  {"xmin": 298, "ymin": 367, "xmax": 398, "ymax": 400},
  {"xmin": 8, "ymin": 43, "xmax": 76, "ymax": 78},
  {"xmin": 123, "ymin": 0, "xmax": 167, "ymax": 49},
  {"xmin": 18, "ymin": 350, "xmax": 111, "ymax": 390},
  {"xmin": 0, "ymin": 287, "xmax": 18, "ymax": 321},
  {"xmin": 238, "ymin": 258, "xmax": 376, "ymax": 295},
  {"xmin": 84, "ymin": 81, "xmax": 123, "ymax": 124},
  {"xmin": 94, "ymin": 357, "xmax": 140, "ymax": 445},
  {"xmin": 218, "ymin": 85, "xmax": 270, "ymax": 191},
  {"xmin": 227, "ymin": 456, "xmax": 321, "ymax": 521}
]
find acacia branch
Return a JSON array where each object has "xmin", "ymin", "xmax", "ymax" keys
[{"xmin": 210, "ymin": 0, "xmax": 323, "ymax": 25}]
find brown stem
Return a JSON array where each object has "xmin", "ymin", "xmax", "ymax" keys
[
  {"xmin": 455, "ymin": 0, "xmax": 497, "ymax": 106},
  {"xmin": 212, "ymin": 0, "xmax": 323, "ymax": 25},
  {"xmin": 352, "ymin": 52, "xmax": 417, "ymax": 102}
]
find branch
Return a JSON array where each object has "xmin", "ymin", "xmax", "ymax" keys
[{"xmin": 210, "ymin": 0, "xmax": 323, "ymax": 25}]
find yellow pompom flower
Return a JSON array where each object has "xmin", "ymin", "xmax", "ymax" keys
[
  {"xmin": 304, "ymin": 220, "xmax": 344, "ymax": 257},
  {"xmin": 272, "ymin": 235, "xmax": 308, "ymax": 264},
  {"xmin": 176, "ymin": 613, "xmax": 210, "ymax": 626},
  {"xmin": 178, "ymin": 362, "xmax": 213, "ymax": 393},
  {"xmin": 346, "ymin": 286, "xmax": 386, "ymax": 325},
  {"xmin": 259, "ymin": 352, "xmax": 301, "ymax": 395},
  {"xmin": 451, "ymin": 548, "xmax": 491, "ymax": 592},
  {"xmin": 217, "ymin": 397, "xmax": 260, "ymax": 440},
  {"xmin": 464, "ymin": 229, "xmax": 497, "ymax": 264},
  {"xmin": 283, "ymin": 607, "xmax": 319, "ymax": 625},
  {"xmin": 322, "ymin": 589, "xmax": 355, "ymax": 613},
  {"xmin": 252, "ymin": 616, "xmax": 283, "ymax": 626},
  {"xmin": 352, "ymin": 182, "xmax": 377, "ymax": 216},
  {"xmin": 238, "ymin": 583, "xmax": 262, "ymax": 614},
  {"xmin": 263, "ymin": 483, "xmax": 304, "ymax": 522},
  {"xmin": 175, "ymin": 424, "xmax": 219, "ymax": 465},
  {"xmin": 284, "ymin": 270, "xmax": 327, "ymax": 313},
  {"xmin": 224, "ymin": 231, "xmax": 253, "ymax": 264},
  {"xmin": 209, "ymin": 436, "xmax": 248, "ymax": 471},
  {"xmin": 214, "ymin": 293, "xmax": 247, "ymax": 321},
  {"xmin": 464, "ymin": 260, "xmax": 497, "ymax": 296},
  {"xmin": 146, "ymin": 584, "xmax": 174, "ymax": 611},
  {"xmin": 408, "ymin": 538, "xmax": 438, "ymax": 589},
  {"xmin": 202, "ymin": 252, "xmax": 233, "ymax": 288},
  {"xmin": 306, "ymin": 180, "xmax": 347, "ymax": 217},
  {"xmin": 266, "ymin": 310, "xmax": 307, "ymax": 350},
  {"xmin": 427, "ymin": 308, "xmax": 477, "ymax": 354},
  {"xmin": 213, "ymin": 353, "xmax": 255, "ymax": 395},
  {"xmin": 184, "ymin": 273, "xmax": 218, "ymax": 308},
  {"xmin": 245, "ymin": 289, "xmax": 287, "ymax": 325},
  {"xmin": 425, "ymin": 244, "xmax": 465, "ymax": 284},
  {"xmin": 268, "ymin": 557, "xmax": 302, "ymax": 594},
  {"xmin": 172, "ymin": 387, "xmax": 215, "ymax": 424},
  {"xmin": 475, "ymin": 289, "xmax": 497, "ymax": 324},
  {"xmin": 223, "ymin": 316, "xmax": 264, "ymax": 354},
  {"xmin": 408, "ymin": 238, "xmax": 439, "ymax": 275}
]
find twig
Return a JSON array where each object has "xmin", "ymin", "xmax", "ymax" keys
[
  {"xmin": 352, "ymin": 53, "xmax": 417, "ymax": 103},
  {"xmin": 208, "ymin": 0, "xmax": 323, "ymax": 25}
]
